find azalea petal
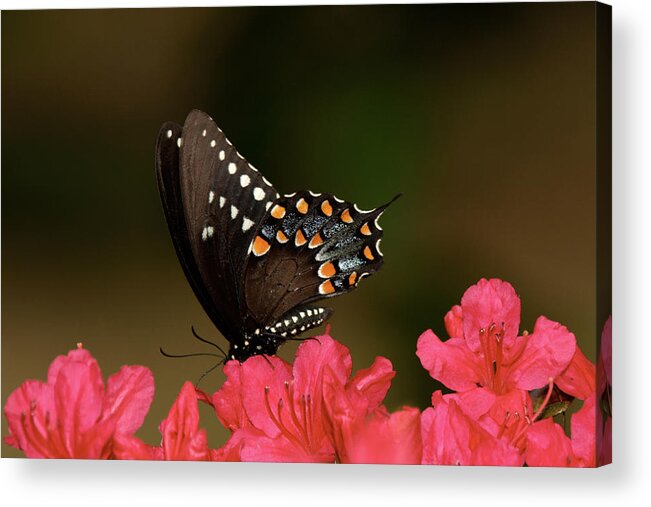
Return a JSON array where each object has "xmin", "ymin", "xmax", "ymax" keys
[
  {"xmin": 103, "ymin": 365, "xmax": 154, "ymax": 434},
  {"xmin": 3, "ymin": 380, "xmax": 55, "ymax": 458},
  {"xmin": 113, "ymin": 433, "xmax": 163, "ymax": 460},
  {"xmin": 417, "ymin": 330, "xmax": 483, "ymax": 391},
  {"xmin": 47, "ymin": 347, "xmax": 98, "ymax": 386},
  {"xmin": 212, "ymin": 360, "xmax": 249, "ymax": 431},
  {"xmin": 598, "ymin": 416, "xmax": 612, "ymax": 466},
  {"xmin": 461, "ymin": 278, "xmax": 521, "ymax": 352},
  {"xmin": 525, "ymin": 418, "xmax": 572, "ymax": 467},
  {"xmin": 508, "ymin": 316, "xmax": 576, "ymax": 391},
  {"xmin": 444, "ymin": 387, "xmax": 496, "ymax": 421},
  {"xmin": 482, "ymin": 389, "xmax": 532, "ymax": 438},
  {"xmin": 555, "ymin": 346, "xmax": 596, "ymax": 400},
  {"xmin": 348, "ymin": 356, "xmax": 395, "ymax": 411},
  {"xmin": 570, "ymin": 395, "xmax": 596, "ymax": 467},
  {"xmin": 53, "ymin": 359, "xmax": 106, "ymax": 455},
  {"xmin": 599, "ymin": 316, "xmax": 612, "ymax": 389},
  {"xmin": 211, "ymin": 427, "xmax": 262, "ymax": 462},
  {"xmin": 293, "ymin": 334, "xmax": 352, "ymax": 396},
  {"xmin": 444, "ymin": 305, "xmax": 463, "ymax": 338},
  {"xmin": 239, "ymin": 432, "xmax": 335, "ymax": 463},
  {"xmin": 240, "ymin": 355, "xmax": 292, "ymax": 438},
  {"xmin": 337, "ymin": 406, "xmax": 422, "ymax": 464},
  {"xmin": 160, "ymin": 382, "xmax": 211, "ymax": 461},
  {"xmin": 422, "ymin": 399, "xmax": 522, "ymax": 466}
]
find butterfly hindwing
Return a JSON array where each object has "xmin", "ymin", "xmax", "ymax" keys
[{"xmin": 243, "ymin": 191, "xmax": 399, "ymax": 327}]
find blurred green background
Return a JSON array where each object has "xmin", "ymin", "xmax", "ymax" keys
[{"xmin": 2, "ymin": 3, "xmax": 601, "ymax": 457}]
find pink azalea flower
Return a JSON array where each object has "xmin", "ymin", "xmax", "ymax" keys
[
  {"xmin": 114, "ymin": 381, "xmax": 215, "ymax": 461},
  {"xmin": 417, "ymin": 279, "xmax": 583, "ymax": 461},
  {"xmin": 324, "ymin": 360, "xmax": 420, "ymax": 464},
  {"xmin": 211, "ymin": 332, "xmax": 396, "ymax": 463},
  {"xmin": 4, "ymin": 344, "xmax": 154, "ymax": 459},
  {"xmin": 421, "ymin": 391, "xmax": 523, "ymax": 466},
  {"xmin": 555, "ymin": 346, "xmax": 596, "ymax": 400},
  {"xmin": 597, "ymin": 316, "xmax": 612, "ymax": 465},
  {"xmin": 525, "ymin": 394, "xmax": 598, "ymax": 467},
  {"xmin": 417, "ymin": 278, "xmax": 577, "ymax": 395}
]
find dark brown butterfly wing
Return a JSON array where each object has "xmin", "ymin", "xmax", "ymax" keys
[
  {"xmin": 243, "ymin": 191, "xmax": 399, "ymax": 328},
  {"xmin": 156, "ymin": 110, "xmax": 279, "ymax": 343}
]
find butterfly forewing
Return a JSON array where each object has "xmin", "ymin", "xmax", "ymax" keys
[
  {"xmin": 158, "ymin": 110, "xmax": 279, "ymax": 342},
  {"xmin": 155, "ymin": 121, "xmax": 226, "ymax": 335}
]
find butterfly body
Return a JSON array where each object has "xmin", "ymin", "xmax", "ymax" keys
[{"xmin": 156, "ymin": 110, "xmax": 398, "ymax": 361}]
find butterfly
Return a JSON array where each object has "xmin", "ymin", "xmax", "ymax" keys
[{"xmin": 155, "ymin": 109, "xmax": 398, "ymax": 362}]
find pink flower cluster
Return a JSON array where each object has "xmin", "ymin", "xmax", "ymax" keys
[{"xmin": 4, "ymin": 279, "xmax": 611, "ymax": 466}]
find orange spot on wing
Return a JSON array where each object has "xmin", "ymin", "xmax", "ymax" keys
[
  {"xmin": 363, "ymin": 246, "xmax": 375, "ymax": 260},
  {"xmin": 296, "ymin": 198, "xmax": 309, "ymax": 214},
  {"xmin": 319, "ymin": 280, "xmax": 336, "ymax": 295},
  {"xmin": 309, "ymin": 232, "xmax": 324, "ymax": 249},
  {"xmin": 295, "ymin": 229, "xmax": 307, "ymax": 246},
  {"xmin": 348, "ymin": 272, "xmax": 358, "ymax": 286},
  {"xmin": 276, "ymin": 230, "xmax": 288, "ymax": 243},
  {"xmin": 271, "ymin": 205, "xmax": 286, "ymax": 219},
  {"xmin": 252, "ymin": 236, "xmax": 271, "ymax": 256},
  {"xmin": 360, "ymin": 223, "xmax": 372, "ymax": 236},
  {"xmin": 321, "ymin": 200, "xmax": 333, "ymax": 216},
  {"xmin": 341, "ymin": 208, "xmax": 353, "ymax": 223},
  {"xmin": 318, "ymin": 262, "xmax": 336, "ymax": 278}
]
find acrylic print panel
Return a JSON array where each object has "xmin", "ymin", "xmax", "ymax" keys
[{"xmin": 1, "ymin": 2, "xmax": 611, "ymax": 466}]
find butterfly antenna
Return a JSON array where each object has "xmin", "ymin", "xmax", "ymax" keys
[
  {"xmin": 191, "ymin": 325, "xmax": 228, "ymax": 357},
  {"xmin": 195, "ymin": 359, "xmax": 226, "ymax": 388},
  {"xmin": 159, "ymin": 347, "xmax": 224, "ymax": 360},
  {"xmin": 261, "ymin": 354, "xmax": 275, "ymax": 369}
]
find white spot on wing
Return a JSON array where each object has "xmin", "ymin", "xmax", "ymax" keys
[
  {"xmin": 208, "ymin": 191, "xmax": 215, "ymax": 204},
  {"xmin": 231, "ymin": 205, "xmax": 239, "ymax": 219},
  {"xmin": 374, "ymin": 212, "xmax": 384, "ymax": 230},
  {"xmin": 166, "ymin": 130, "xmax": 172, "ymax": 138},
  {"xmin": 219, "ymin": 196, "xmax": 226, "ymax": 208},
  {"xmin": 248, "ymin": 163, "xmax": 258, "ymax": 172},
  {"xmin": 177, "ymin": 138, "xmax": 182, "ymax": 148},
  {"xmin": 309, "ymin": 190, "xmax": 321, "ymax": 197},
  {"xmin": 253, "ymin": 187, "xmax": 265, "ymax": 201},
  {"xmin": 242, "ymin": 217, "xmax": 254, "ymax": 232},
  {"xmin": 202, "ymin": 129, "xmax": 207, "ymax": 137},
  {"xmin": 240, "ymin": 174, "xmax": 251, "ymax": 187},
  {"xmin": 333, "ymin": 195, "xmax": 344, "ymax": 203},
  {"xmin": 228, "ymin": 163, "xmax": 237, "ymax": 174},
  {"xmin": 354, "ymin": 203, "xmax": 374, "ymax": 213},
  {"xmin": 219, "ymin": 150, "xmax": 225, "ymax": 160},
  {"xmin": 262, "ymin": 176, "xmax": 273, "ymax": 186},
  {"xmin": 210, "ymin": 140, "xmax": 216, "ymax": 148},
  {"xmin": 201, "ymin": 226, "xmax": 214, "ymax": 241},
  {"xmin": 376, "ymin": 239, "xmax": 383, "ymax": 256},
  {"xmin": 284, "ymin": 192, "xmax": 296, "ymax": 198},
  {"xmin": 265, "ymin": 201, "xmax": 272, "ymax": 210}
]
